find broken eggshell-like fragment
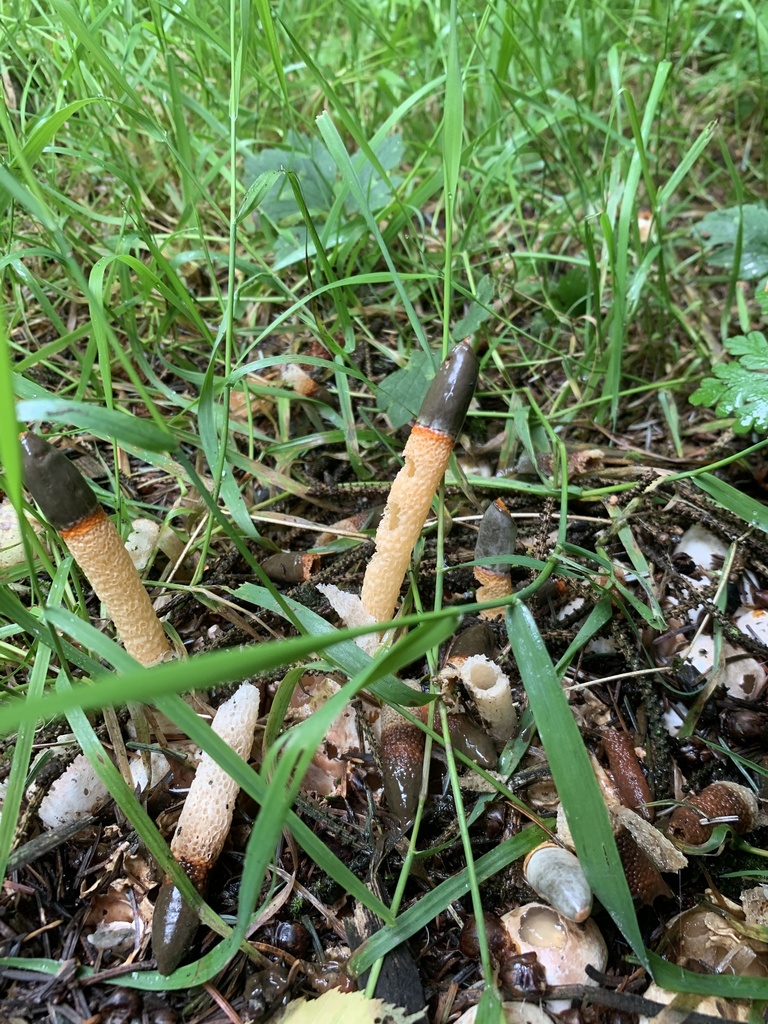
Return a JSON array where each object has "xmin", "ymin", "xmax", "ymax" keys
[
  {"xmin": 286, "ymin": 673, "xmax": 380, "ymax": 798},
  {"xmin": 639, "ymin": 983, "xmax": 752, "ymax": 1024},
  {"xmin": 523, "ymin": 843, "xmax": 592, "ymax": 923},
  {"xmin": 678, "ymin": 634, "xmax": 767, "ymax": 702},
  {"xmin": 673, "ymin": 524, "xmax": 728, "ymax": 574},
  {"xmin": 453, "ymin": 1002, "xmax": 552, "ymax": 1024},
  {"xmin": 664, "ymin": 905, "xmax": 768, "ymax": 977},
  {"xmin": 501, "ymin": 903, "xmax": 607, "ymax": 1012}
]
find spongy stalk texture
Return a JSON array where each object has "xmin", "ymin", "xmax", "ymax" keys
[
  {"xmin": 61, "ymin": 510, "xmax": 172, "ymax": 666},
  {"xmin": 474, "ymin": 567, "xmax": 513, "ymax": 621},
  {"xmin": 459, "ymin": 654, "xmax": 517, "ymax": 743},
  {"xmin": 171, "ymin": 683, "xmax": 260, "ymax": 874},
  {"xmin": 360, "ymin": 426, "xmax": 454, "ymax": 624}
]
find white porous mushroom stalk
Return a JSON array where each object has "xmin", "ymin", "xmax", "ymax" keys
[{"xmin": 152, "ymin": 682, "xmax": 260, "ymax": 974}]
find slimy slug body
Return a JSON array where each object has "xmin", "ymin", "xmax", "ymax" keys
[
  {"xmin": 20, "ymin": 432, "xmax": 171, "ymax": 667},
  {"xmin": 360, "ymin": 341, "xmax": 478, "ymax": 625},
  {"xmin": 153, "ymin": 682, "xmax": 260, "ymax": 974}
]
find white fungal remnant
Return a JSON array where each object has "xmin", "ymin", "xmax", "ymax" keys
[
  {"xmin": 679, "ymin": 634, "xmax": 767, "ymax": 701},
  {"xmin": 665, "ymin": 906, "xmax": 768, "ymax": 977},
  {"xmin": 639, "ymin": 983, "xmax": 752, "ymax": 1024},
  {"xmin": 125, "ymin": 518, "xmax": 161, "ymax": 571},
  {"xmin": 453, "ymin": 1002, "xmax": 553, "ymax": 1024},
  {"xmin": 38, "ymin": 753, "xmax": 110, "ymax": 828},
  {"xmin": 316, "ymin": 583, "xmax": 380, "ymax": 655},
  {"xmin": 0, "ymin": 498, "xmax": 43, "ymax": 570},
  {"xmin": 524, "ymin": 842, "xmax": 593, "ymax": 922},
  {"xmin": 454, "ymin": 654, "xmax": 517, "ymax": 744},
  {"xmin": 38, "ymin": 750, "xmax": 170, "ymax": 829},
  {"xmin": 734, "ymin": 606, "xmax": 768, "ymax": 646},
  {"xmin": 171, "ymin": 683, "xmax": 260, "ymax": 881},
  {"xmin": 674, "ymin": 524, "xmax": 729, "ymax": 572}
]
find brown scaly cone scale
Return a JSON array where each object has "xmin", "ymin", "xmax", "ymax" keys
[
  {"xmin": 667, "ymin": 781, "xmax": 758, "ymax": 846},
  {"xmin": 615, "ymin": 829, "xmax": 672, "ymax": 906}
]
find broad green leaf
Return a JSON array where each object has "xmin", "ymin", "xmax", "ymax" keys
[
  {"xmin": 376, "ymin": 349, "xmax": 435, "ymax": 429},
  {"xmin": 694, "ymin": 205, "xmax": 768, "ymax": 279},
  {"xmin": 235, "ymin": 583, "xmax": 440, "ymax": 706}
]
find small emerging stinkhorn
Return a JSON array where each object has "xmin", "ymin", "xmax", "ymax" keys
[
  {"xmin": 474, "ymin": 499, "xmax": 516, "ymax": 619},
  {"xmin": 379, "ymin": 680, "xmax": 497, "ymax": 826},
  {"xmin": 20, "ymin": 432, "xmax": 172, "ymax": 667},
  {"xmin": 523, "ymin": 842, "xmax": 592, "ymax": 923},
  {"xmin": 360, "ymin": 340, "xmax": 478, "ymax": 625},
  {"xmin": 153, "ymin": 682, "xmax": 261, "ymax": 974}
]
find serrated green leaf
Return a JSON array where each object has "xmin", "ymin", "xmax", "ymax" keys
[{"xmin": 690, "ymin": 331, "xmax": 768, "ymax": 433}]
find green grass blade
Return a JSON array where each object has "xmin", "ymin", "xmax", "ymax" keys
[{"xmin": 505, "ymin": 602, "xmax": 647, "ymax": 968}]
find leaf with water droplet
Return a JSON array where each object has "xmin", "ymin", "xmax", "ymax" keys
[
  {"xmin": 690, "ymin": 331, "xmax": 768, "ymax": 433},
  {"xmin": 694, "ymin": 204, "xmax": 768, "ymax": 280}
]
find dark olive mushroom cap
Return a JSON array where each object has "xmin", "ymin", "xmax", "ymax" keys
[
  {"xmin": 20, "ymin": 432, "xmax": 99, "ymax": 531},
  {"xmin": 152, "ymin": 881, "xmax": 201, "ymax": 975},
  {"xmin": 475, "ymin": 499, "xmax": 517, "ymax": 575},
  {"xmin": 417, "ymin": 339, "xmax": 479, "ymax": 438}
]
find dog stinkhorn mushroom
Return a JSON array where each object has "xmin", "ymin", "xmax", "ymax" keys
[
  {"xmin": 20, "ymin": 432, "xmax": 172, "ymax": 667},
  {"xmin": 359, "ymin": 340, "xmax": 479, "ymax": 626},
  {"xmin": 474, "ymin": 498, "xmax": 516, "ymax": 619},
  {"xmin": 153, "ymin": 682, "xmax": 261, "ymax": 974}
]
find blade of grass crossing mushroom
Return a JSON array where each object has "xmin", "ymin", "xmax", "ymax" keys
[
  {"xmin": 505, "ymin": 601, "xmax": 648, "ymax": 968},
  {"xmin": 155, "ymin": 694, "xmax": 395, "ymax": 926},
  {"xmin": 441, "ymin": 0, "xmax": 463, "ymax": 360},
  {"xmin": 647, "ymin": 951, "xmax": 768, "ymax": 1000},
  {"xmin": 0, "ymin": 617, "xmax": 422, "ymax": 737},
  {"xmin": 0, "ymin": 640, "xmax": 51, "ymax": 885},
  {"xmin": 15, "ymin": 399, "xmax": 176, "ymax": 453}
]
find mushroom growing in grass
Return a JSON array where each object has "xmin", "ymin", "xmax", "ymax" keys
[
  {"xmin": 153, "ymin": 682, "xmax": 261, "ymax": 974},
  {"xmin": 20, "ymin": 432, "xmax": 172, "ymax": 667},
  {"xmin": 474, "ymin": 498, "xmax": 516, "ymax": 619},
  {"xmin": 359, "ymin": 340, "xmax": 479, "ymax": 626}
]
